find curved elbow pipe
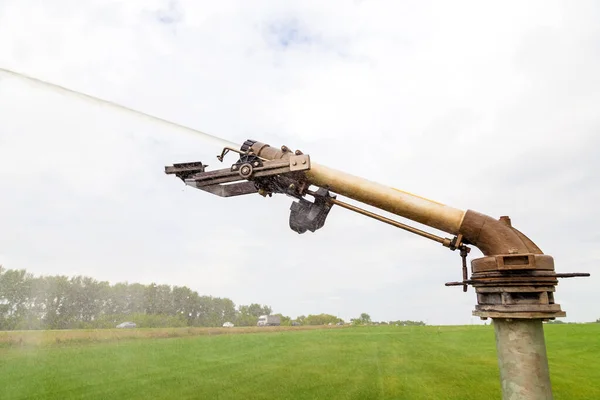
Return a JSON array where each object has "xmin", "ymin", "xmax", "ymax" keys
[{"xmin": 458, "ymin": 211, "xmax": 543, "ymax": 256}]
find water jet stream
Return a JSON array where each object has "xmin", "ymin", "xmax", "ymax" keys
[{"xmin": 0, "ymin": 67, "xmax": 238, "ymax": 150}]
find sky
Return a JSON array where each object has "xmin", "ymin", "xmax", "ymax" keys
[{"xmin": 0, "ymin": 0, "xmax": 598, "ymax": 325}]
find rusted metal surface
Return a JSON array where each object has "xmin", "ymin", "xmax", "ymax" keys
[
  {"xmin": 473, "ymin": 254, "xmax": 554, "ymax": 272},
  {"xmin": 458, "ymin": 210, "xmax": 543, "ymax": 257},
  {"xmin": 456, "ymin": 253, "xmax": 588, "ymax": 320},
  {"xmin": 494, "ymin": 319, "xmax": 553, "ymax": 400}
]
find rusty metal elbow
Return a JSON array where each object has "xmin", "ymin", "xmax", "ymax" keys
[{"xmin": 458, "ymin": 210, "xmax": 543, "ymax": 256}]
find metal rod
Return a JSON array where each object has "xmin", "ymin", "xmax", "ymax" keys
[
  {"xmin": 493, "ymin": 318, "xmax": 553, "ymax": 400},
  {"xmin": 307, "ymin": 190, "xmax": 446, "ymax": 245},
  {"xmin": 554, "ymin": 273, "xmax": 591, "ymax": 278},
  {"xmin": 446, "ymin": 272, "xmax": 592, "ymax": 286},
  {"xmin": 461, "ymin": 251, "xmax": 468, "ymax": 292},
  {"xmin": 217, "ymin": 147, "xmax": 269, "ymax": 162}
]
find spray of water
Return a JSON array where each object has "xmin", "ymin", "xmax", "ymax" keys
[{"xmin": 0, "ymin": 67, "xmax": 240, "ymax": 150}]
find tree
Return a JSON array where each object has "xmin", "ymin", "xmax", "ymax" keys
[
  {"xmin": 359, "ymin": 313, "xmax": 372, "ymax": 324},
  {"xmin": 172, "ymin": 286, "xmax": 198, "ymax": 325},
  {"xmin": 0, "ymin": 267, "xmax": 33, "ymax": 330},
  {"xmin": 144, "ymin": 283, "xmax": 173, "ymax": 315},
  {"xmin": 245, "ymin": 303, "xmax": 272, "ymax": 317},
  {"xmin": 154, "ymin": 284, "xmax": 175, "ymax": 316},
  {"xmin": 125, "ymin": 283, "xmax": 146, "ymax": 314},
  {"xmin": 68, "ymin": 276, "xmax": 109, "ymax": 325},
  {"xmin": 273, "ymin": 313, "xmax": 291, "ymax": 326}
]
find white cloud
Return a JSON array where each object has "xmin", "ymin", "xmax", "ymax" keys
[{"xmin": 0, "ymin": 0, "xmax": 598, "ymax": 324}]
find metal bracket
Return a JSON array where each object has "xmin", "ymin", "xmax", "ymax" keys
[
  {"xmin": 164, "ymin": 161, "xmax": 207, "ymax": 181},
  {"xmin": 289, "ymin": 154, "xmax": 310, "ymax": 171},
  {"xmin": 165, "ymin": 150, "xmax": 311, "ymax": 198},
  {"xmin": 216, "ymin": 146, "xmax": 268, "ymax": 163}
]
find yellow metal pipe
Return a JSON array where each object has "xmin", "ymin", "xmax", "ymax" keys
[
  {"xmin": 248, "ymin": 141, "xmax": 536, "ymax": 255},
  {"xmin": 304, "ymin": 162, "xmax": 466, "ymax": 235}
]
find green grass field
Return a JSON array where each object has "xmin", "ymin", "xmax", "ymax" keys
[{"xmin": 1, "ymin": 324, "xmax": 598, "ymax": 399}]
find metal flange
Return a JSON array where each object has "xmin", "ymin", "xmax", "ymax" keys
[{"xmin": 470, "ymin": 254, "xmax": 569, "ymax": 319}]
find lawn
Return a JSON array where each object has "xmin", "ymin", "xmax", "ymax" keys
[{"xmin": 1, "ymin": 324, "xmax": 598, "ymax": 399}]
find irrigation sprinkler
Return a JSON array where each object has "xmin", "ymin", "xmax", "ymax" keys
[
  {"xmin": 1, "ymin": 65, "xmax": 590, "ymax": 398},
  {"xmin": 166, "ymin": 139, "xmax": 590, "ymax": 400}
]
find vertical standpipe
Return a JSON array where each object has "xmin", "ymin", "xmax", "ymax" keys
[{"xmin": 494, "ymin": 319, "xmax": 553, "ymax": 400}]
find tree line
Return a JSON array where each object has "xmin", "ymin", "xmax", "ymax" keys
[
  {"xmin": 0, "ymin": 266, "xmax": 273, "ymax": 330},
  {"xmin": 0, "ymin": 266, "xmax": 425, "ymax": 330}
]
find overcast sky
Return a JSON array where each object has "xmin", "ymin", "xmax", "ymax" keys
[{"xmin": 0, "ymin": 0, "xmax": 598, "ymax": 325}]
